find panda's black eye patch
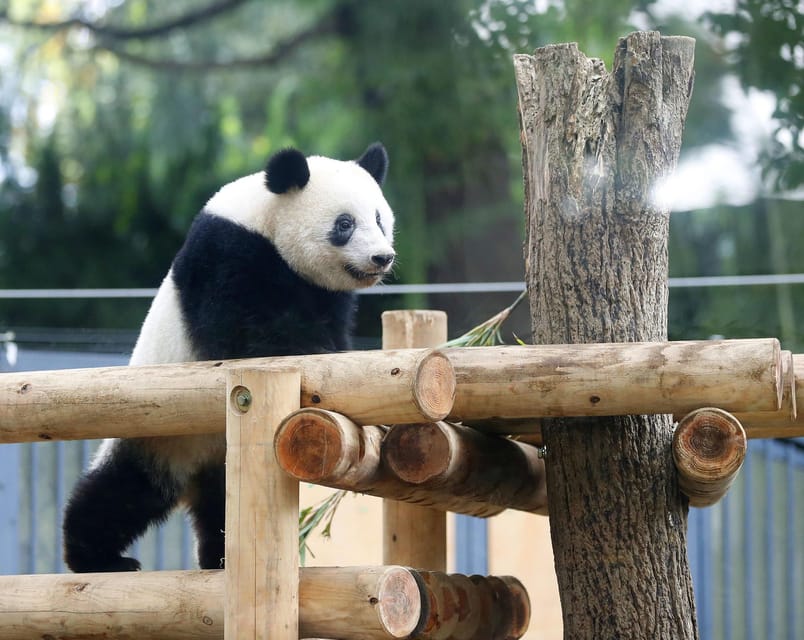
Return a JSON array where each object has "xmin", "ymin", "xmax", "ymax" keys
[
  {"xmin": 375, "ymin": 210, "xmax": 386, "ymax": 235},
  {"xmin": 329, "ymin": 213, "xmax": 356, "ymax": 246}
]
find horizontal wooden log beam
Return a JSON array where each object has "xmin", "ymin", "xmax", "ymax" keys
[
  {"xmin": 447, "ymin": 339, "xmax": 782, "ymax": 422},
  {"xmin": 0, "ymin": 569, "xmax": 222, "ymax": 639},
  {"xmin": 0, "ymin": 567, "xmax": 529, "ymax": 640},
  {"xmin": 299, "ymin": 566, "xmax": 425, "ymax": 639},
  {"xmin": 0, "ymin": 567, "xmax": 418, "ymax": 640},
  {"xmin": 0, "ymin": 349, "xmax": 455, "ymax": 443},
  {"xmin": 4, "ymin": 340, "xmax": 796, "ymax": 443},
  {"xmin": 438, "ymin": 351, "xmax": 804, "ymax": 441},
  {"xmin": 672, "ymin": 408, "xmax": 747, "ymax": 508},
  {"xmin": 275, "ymin": 408, "xmax": 507, "ymax": 517}
]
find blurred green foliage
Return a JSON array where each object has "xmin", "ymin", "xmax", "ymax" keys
[
  {"xmin": 0, "ymin": 0, "xmax": 802, "ymax": 344},
  {"xmin": 705, "ymin": 0, "xmax": 804, "ymax": 190}
]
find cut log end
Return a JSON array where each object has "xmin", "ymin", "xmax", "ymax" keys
[
  {"xmin": 274, "ymin": 408, "xmax": 355, "ymax": 482},
  {"xmin": 673, "ymin": 407, "xmax": 747, "ymax": 508},
  {"xmin": 413, "ymin": 350, "xmax": 456, "ymax": 421},
  {"xmin": 499, "ymin": 576, "xmax": 531, "ymax": 639},
  {"xmin": 375, "ymin": 567, "xmax": 426, "ymax": 638}
]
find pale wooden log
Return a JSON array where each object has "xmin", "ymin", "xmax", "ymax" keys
[
  {"xmin": 0, "ymin": 569, "xmax": 220, "ymax": 639},
  {"xmin": 734, "ymin": 350, "xmax": 804, "ymax": 439},
  {"xmin": 0, "ymin": 348, "xmax": 454, "ymax": 443},
  {"xmin": 382, "ymin": 310, "xmax": 448, "ymax": 572},
  {"xmin": 382, "ymin": 309, "xmax": 449, "ymax": 350},
  {"xmin": 0, "ymin": 567, "xmax": 427, "ymax": 640},
  {"xmin": 225, "ymin": 368, "xmax": 300, "ymax": 640},
  {"xmin": 298, "ymin": 566, "xmax": 425, "ymax": 639},
  {"xmin": 462, "ymin": 342, "xmax": 795, "ymax": 439},
  {"xmin": 0, "ymin": 567, "xmax": 529, "ymax": 640},
  {"xmin": 275, "ymin": 408, "xmax": 506, "ymax": 517},
  {"xmin": 456, "ymin": 350, "xmax": 796, "ymax": 442},
  {"xmin": 447, "ymin": 339, "xmax": 783, "ymax": 422},
  {"xmin": 737, "ymin": 419, "xmax": 804, "ymax": 438},
  {"xmin": 672, "ymin": 407, "xmax": 747, "ymax": 508},
  {"xmin": 382, "ymin": 421, "xmax": 548, "ymax": 515}
]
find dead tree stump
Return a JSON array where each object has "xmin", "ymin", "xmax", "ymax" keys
[{"xmin": 514, "ymin": 32, "xmax": 697, "ymax": 638}]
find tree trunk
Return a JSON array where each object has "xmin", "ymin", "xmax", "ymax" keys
[{"xmin": 514, "ymin": 32, "xmax": 697, "ymax": 638}]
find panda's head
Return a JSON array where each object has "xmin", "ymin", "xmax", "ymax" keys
[
  {"xmin": 258, "ymin": 142, "xmax": 395, "ymax": 292},
  {"xmin": 206, "ymin": 142, "xmax": 395, "ymax": 292}
]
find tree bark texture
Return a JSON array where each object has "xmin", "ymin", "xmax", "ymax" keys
[{"xmin": 515, "ymin": 32, "xmax": 697, "ymax": 639}]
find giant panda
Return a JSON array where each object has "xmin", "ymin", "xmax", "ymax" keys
[{"xmin": 63, "ymin": 143, "xmax": 395, "ymax": 572}]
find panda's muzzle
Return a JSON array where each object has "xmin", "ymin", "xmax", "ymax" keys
[{"xmin": 345, "ymin": 253, "xmax": 395, "ymax": 283}]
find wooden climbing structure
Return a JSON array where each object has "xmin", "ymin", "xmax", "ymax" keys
[{"xmin": 0, "ymin": 307, "xmax": 802, "ymax": 638}]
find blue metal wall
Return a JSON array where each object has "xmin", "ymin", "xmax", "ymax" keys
[
  {"xmin": 454, "ymin": 514, "xmax": 488, "ymax": 575},
  {"xmin": 688, "ymin": 438, "xmax": 803, "ymax": 640}
]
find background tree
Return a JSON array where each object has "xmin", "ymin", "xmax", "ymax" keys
[
  {"xmin": 0, "ymin": 0, "xmax": 801, "ymax": 348},
  {"xmin": 705, "ymin": 0, "xmax": 803, "ymax": 190}
]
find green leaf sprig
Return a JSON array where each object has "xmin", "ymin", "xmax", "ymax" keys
[
  {"xmin": 441, "ymin": 290, "xmax": 527, "ymax": 348},
  {"xmin": 298, "ymin": 488, "xmax": 347, "ymax": 565}
]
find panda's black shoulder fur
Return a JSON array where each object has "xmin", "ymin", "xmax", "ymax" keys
[{"xmin": 172, "ymin": 212, "xmax": 356, "ymax": 360}]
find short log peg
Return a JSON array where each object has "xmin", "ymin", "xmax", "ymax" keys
[{"xmin": 672, "ymin": 407, "xmax": 747, "ymax": 508}]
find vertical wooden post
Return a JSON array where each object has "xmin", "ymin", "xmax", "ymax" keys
[
  {"xmin": 382, "ymin": 310, "xmax": 448, "ymax": 571},
  {"xmin": 225, "ymin": 367, "xmax": 301, "ymax": 640}
]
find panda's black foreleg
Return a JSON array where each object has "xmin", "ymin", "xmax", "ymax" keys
[
  {"xmin": 63, "ymin": 443, "xmax": 180, "ymax": 573},
  {"xmin": 186, "ymin": 463, "xmax": 227, "ymax": 569}
]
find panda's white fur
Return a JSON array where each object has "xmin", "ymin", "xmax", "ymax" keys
[
  {"xmin": 64, "ymin": 143, "xmax": 394, "ymax": 572},
  {"xmin": 128, "ymin": 273, "xmax": 196, "ymax": 365}
]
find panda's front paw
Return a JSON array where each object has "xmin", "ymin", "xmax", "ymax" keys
[
  {"xmin": 110, "ymin": 556, "xmax": 142, "ymax": 572},
  {"xmin": 66, "ymin": 555, "xmax": 142, "ymax": 573}
]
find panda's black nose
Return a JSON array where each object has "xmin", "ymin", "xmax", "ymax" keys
[{"xmin": 371, "ymin": 253, "xmax": 395, "ymax": 268}]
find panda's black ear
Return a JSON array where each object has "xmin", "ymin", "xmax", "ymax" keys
[
  {"xmin": 264, "ymin": 148, "xmax": 310, "ymax": 194},
  {"xmin": 356, "ymin": 142, "xmax": 388, "ymax": 186}
]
